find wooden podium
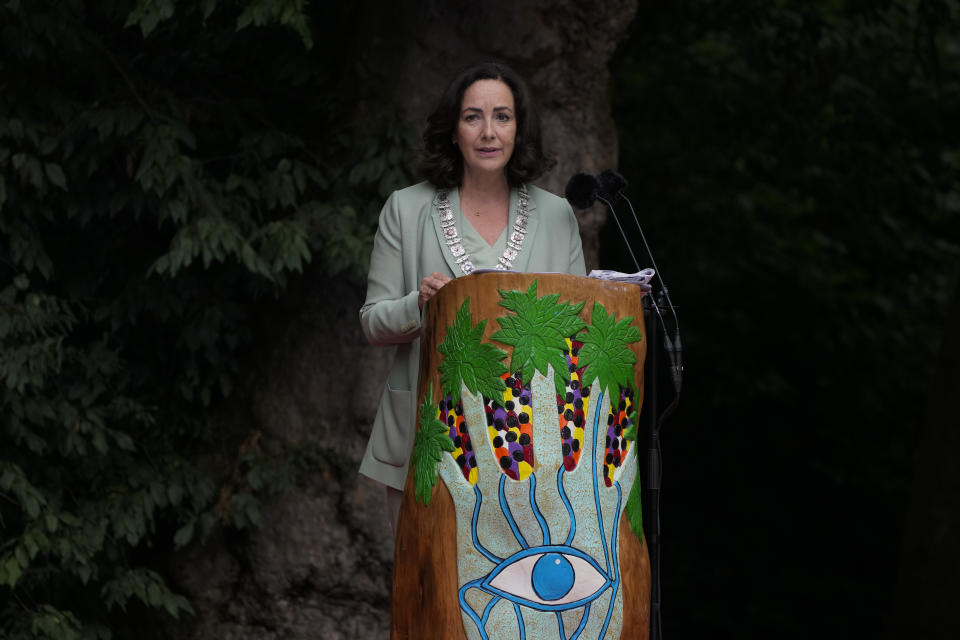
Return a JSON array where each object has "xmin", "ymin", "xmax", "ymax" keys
[{"xmin": 393, "ymin": 273, "xmax": 650, "ymax": 640}]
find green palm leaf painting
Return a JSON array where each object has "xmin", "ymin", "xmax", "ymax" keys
[
  {"xmin": 491, "ymin": 281, "xmax": 586, "ymax": 395},
  {"xmin": 576, "ymin": 302, "xmax": 643, "ymax": 393},
  {"xmin": 411, "ymin": 381, "xmax": 455, "ymax": 505},
  {"xmin": 438, "ymin": 298, "xmax": 508, "ymax": 406}
]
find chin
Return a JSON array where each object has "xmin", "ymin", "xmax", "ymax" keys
[{"xmin": 469, "ymin": 159, "xmax": 510, "ymax": 174}]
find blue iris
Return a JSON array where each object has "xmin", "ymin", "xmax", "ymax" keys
[{"xmin": 532, "ymin": 553, "xmax": 575, "ymax": 601}]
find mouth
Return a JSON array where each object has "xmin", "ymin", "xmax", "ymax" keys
[{"xmin": 476, "ymin": 147, "xmax": 500, "ymax": 156}]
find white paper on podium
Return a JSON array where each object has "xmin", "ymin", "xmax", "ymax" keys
[{"xmin": 588, "ymin": 268, "xmax": 655, "ymax": 287}]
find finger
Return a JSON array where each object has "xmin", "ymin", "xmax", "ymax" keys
[{"xmin": 426, "ymin": 274, "xmax": 448, "ymax": 289}]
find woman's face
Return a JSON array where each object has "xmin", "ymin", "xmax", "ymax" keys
[{"xmin": 455, "ymin": 79, "xmax": 517, "ymax": 179}]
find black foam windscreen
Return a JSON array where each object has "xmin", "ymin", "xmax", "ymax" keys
[
  {"xmin": 564, "ymin": 172, "xmax": 601, "ymax": 209},
  {"xmin": 598, "ymin": 169, "xmax": 628, "ymax": 199}
]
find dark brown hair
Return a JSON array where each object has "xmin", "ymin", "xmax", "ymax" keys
[{"xmin": 418, "ymin": 61, "xmax": 554, "ymax": 188}]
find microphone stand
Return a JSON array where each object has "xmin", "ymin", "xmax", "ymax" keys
[
  {"xmin": 643, "ymin": 294, "xmax": 663, "ymax": 640},
  {"xmin": 598, "ymin": 192, "xmax": 674, "ymax": 640},
  {"xmin": 567, "ymin": 173, "xmax": 678, "ymax": 639}
]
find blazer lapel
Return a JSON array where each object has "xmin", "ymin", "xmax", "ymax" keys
[
  {"xmin": 510, "ymin": 185, "xmax": 538, "ymax": 273},
  {"xmin": 431, "ymin": 187, "xmax": 463, "ymax": 275}
]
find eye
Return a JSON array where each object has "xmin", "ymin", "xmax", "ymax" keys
[
  {"xmin": 481, "ymin": 545, "xmax": 610, "ymax": 611},
  {"xmin": 464, "ymin": 113, "xmax": 480, "ymax": 122},
  {"xmin": 496, "ymin": 112, "xmax": 511, "ymax": 122}
]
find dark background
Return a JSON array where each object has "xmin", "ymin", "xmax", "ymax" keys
[
  {"xmin": 1, "ymin": 1, "xmax": 958, "ymax": 639},
  {"xmin": 607, "ymin": 2, "xmax": 960, "ymax": 637}
]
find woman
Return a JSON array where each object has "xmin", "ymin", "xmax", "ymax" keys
[{"xmin": 357, "ymin": 62, "xmax": 586, "ymax": 532}]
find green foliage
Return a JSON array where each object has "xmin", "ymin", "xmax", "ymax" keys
[
  {"xmin": 624, "ymin": 474, "xmax": 643, "ymax": 542},
  {"xmin": 236, "ymin": 0, "xmax": 313, "ymax": 49},
  {"xmin": 411, "ymin": 382, "xmax": 455, "ymax": 505},
  {"xmin": 0, "ymin": 1, "xmax": 414, "ymax": 637},
  {"xmin": 576, "ymin": 304, "xmax": 643, "ymax": 394},
  {"xmin": 125, "ymin": 0, "xmax": 176, "ymax": 37},
  {"xmin": 101, "ymin": 569, "xmax": 193, "ymax": 618},
  {"xmin": 437, "ymin": 299, "xmax": 508, "ymax": 405},
  {"xmin": 491, "ymin": 281, "xmax": 587, "ymax": 395}
]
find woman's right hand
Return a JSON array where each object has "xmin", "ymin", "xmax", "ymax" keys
[{"xmin": 418, "ymin": 272, "xmax": 452, "ymax": 310}]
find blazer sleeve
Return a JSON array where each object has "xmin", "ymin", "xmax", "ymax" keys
[
  {"xmin": 359, "ymin": 191, "xmax": 422, "ymax": 346},
  {"xmin": 565, "ymin": 200, "xmax": 587, "ymax": 276}
]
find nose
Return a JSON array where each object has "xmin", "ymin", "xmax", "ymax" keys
[{"xmin": 481, "ymin": 116, "xmax": 495, "ymax": 139}]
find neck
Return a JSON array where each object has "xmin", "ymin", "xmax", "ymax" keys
[{"xmin": 460, "ymin": 169, "xmax": 510, "ymax": 199}]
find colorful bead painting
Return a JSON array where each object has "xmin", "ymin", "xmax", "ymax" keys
[
  {"xmin": 557, "ymin": 337, "xmax": 591, "ymax": 472},
  {"xmin": 440, "ymin": 395, "xmax": 477, "ymax": 485},
  {"xmin": 484, "ymin": 371, "xmax": 535, "ymax": 481},
  {"xmin": 603, "ymin": 386, "xmax": 635, "ymax": 487}
]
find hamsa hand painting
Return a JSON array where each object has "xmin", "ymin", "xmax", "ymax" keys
[{"xmin": 393, "ymin": 273, "xmax": 650, "ymax": 640}]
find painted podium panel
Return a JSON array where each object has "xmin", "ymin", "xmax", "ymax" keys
[{"xmin": 393, "ymin": 273, "xmax": 650, "ymax": 640}]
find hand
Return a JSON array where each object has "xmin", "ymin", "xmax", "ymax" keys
[
  {"xmin": 434, "ymin": 368, "xmax": 638, "ymax": 639},
  {"xmin": 418, "ymin": 272, "xmax": 452, "ymax": 310}
]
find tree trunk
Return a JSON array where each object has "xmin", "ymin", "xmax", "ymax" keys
[
  {"xmin": 888, "ymin": 279, "xmax": 960, "ymax": 639},
  {"xmin": 173, "ymin": 2, "xmax": 637, "ymax": 638}
]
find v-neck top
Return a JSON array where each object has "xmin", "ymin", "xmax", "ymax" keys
[{"xmin": 453, "ymin": 188, "xmax": 516, "ymax": 270}]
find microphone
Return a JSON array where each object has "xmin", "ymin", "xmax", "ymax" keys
[
  {"xmin": 603, "ymin": 170, "xmax": 683, "ymax": 395},
  {"xmin": 564, "ymin": 172, "xmax": 601, "ymax": 210},
  {"xmin": 565, "ymin": 170, "xmax": 683, "ymax": 395},
  {"xmin": 598, "ymin": 169, "xmax": 628, "ymax": 201},
  {"xmin": 564, "ymin": 173, "xmax": 642, "ymax": 273}
]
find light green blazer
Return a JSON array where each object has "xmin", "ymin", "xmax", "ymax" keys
[{"xmin": 358, "ymin": 181, "xmax": 586, "ymax": 490}]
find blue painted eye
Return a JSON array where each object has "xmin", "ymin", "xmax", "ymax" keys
[
  {"xmin": 532, "ymin": 553, "xmax": 574, "ymax": 600},
  {"xmin": 480, "ymin": 545, "xmax": 611, "ymax": 612}
]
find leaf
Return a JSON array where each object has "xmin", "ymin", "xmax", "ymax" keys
[
  {"xmin": 125, "ymin": 0, "xmax": 176, "ymax": 37},
  {"xmin": 437, "ymin": 298, "xmax": 507, "ymax": 405},
  {"xmin": 15, "ymin": 545, "xmax": 28, "ymax": 569},
  {"xmin": 577, "ymin": 302, "xmax": 643, "ymax": 394},
  {"xmin": 44, "ymin": 162, "xmax": 67, "ymax": 190},
  {"xmin": 167, "ymin": 483, "xmax": 183, "ymax": 507},
  {"xmin": 201, "ymin": 0, "xmax": 218, "ymax": 20},
  {"xmin": 235, "ymin": 0, "xmax": 313, "ymax": 49},
  {"xmin": 173, "ymin": 521, "xmax": 194, "ymax": 548},
  {"xmin": 490, "ymin": 280, "xmax": 586, "ymax": 395},
  {"xmin": 2, "ymin": 557, "xmax": 21, "ymax": 588},
  {"xmin": 625, "ymin": 479, "xmax": 644, "ymax": 542},
  {"xmin": 24, "ymin": 494, "xmax": 41, "ymax": 518},
  {"xmin": 410, "ymin": 382, "xmax": 455, "ymax": 505}
]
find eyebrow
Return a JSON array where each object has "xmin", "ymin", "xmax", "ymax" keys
[{"xmin": 462, "ymin": 106, "xmax": 514, "ymax": 114}]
